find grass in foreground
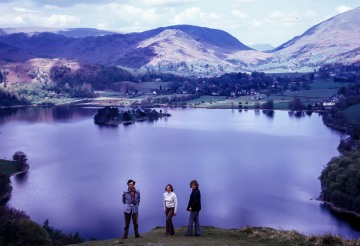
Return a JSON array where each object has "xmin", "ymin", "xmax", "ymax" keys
[{"xmin": 70, "ymin": 226, "xmax": 360, "ymax": 246}]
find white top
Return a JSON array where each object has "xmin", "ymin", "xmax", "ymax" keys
[{"xmin": 163, "ymin": 191, "xmax": 178, "ymax": 213}]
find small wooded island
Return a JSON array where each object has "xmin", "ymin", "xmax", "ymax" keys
[{"xmin": 93, "ymin": 106, "xmax": 171, "ymax": 125}]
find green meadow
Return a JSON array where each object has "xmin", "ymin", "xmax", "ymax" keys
[{"xmin": 0, "ymin": 159, "xmax": 26, "ymax": 177}]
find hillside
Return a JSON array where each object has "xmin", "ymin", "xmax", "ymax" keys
[
  {"xmin": 70, "ymin": 226, "xmax": 360, "ymax": 246},
  {"xmin": 0, "ymin": 8, "xmax": 359, "ymax": 76},
  {"xmin": 268, "ymin": 7, "xmax": 360, "ymax": 70}
]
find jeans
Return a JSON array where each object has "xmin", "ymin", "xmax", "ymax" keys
[
  {"xmin": 165, "ymin": 207, "xmax": 175, "ymax": 235},
  {"xmin": 186, "ymin": 211, "xmax": 201, "ymax": 235}
]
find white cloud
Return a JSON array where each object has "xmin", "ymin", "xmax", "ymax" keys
[
  {"xmin": 97, "ymin": 3, "xmax": 159, "ymax": 25},
  {"xmin": 13, "ymin": 7, "xmax": 39, "ymax": 13},
  {"xmin": 232, "ymin": 0, "xmax": 256, "ymax": 3},
  {"xmin": 0, "ymin": 15, "xmax": 26, "ymax": 26},
  {"xmin": 304, "ymin": 10, "xmax": 317, "ymax": 18},
  {"xmin": 250, "ymin": 19, "xmax": 263, "ymax": 28},
  {"xmin": 142, "ymin": 0, "xmax": 195, "ymax": 6},
  {"xmin": 269, "ymin": 10, "xmax": 284, "ymax": 19},
  {"xmin": 47, "ymin": 14, "xmax": 80, "ymax": 27},
  {"xmin": 171, "ymin": 7, "xmax": 221, "ymax": 27},
  {"xmin": 231, "ymin": 10, "xmax": 248, "ymax": 19},
  {"xmin": 171, "ymin": 7, "xmax": 201, "ymax": 24},
  {"xmin": 336, "ymin": 5, "xmax": 352, "ymax": 14},
  {"xmin": 268, "ymin": 10, "xmax": 299, "ymax": 27}
]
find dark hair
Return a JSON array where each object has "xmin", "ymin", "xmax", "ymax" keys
[
  {"xmin": 189, "ymin": 180, "xmax": 199, "ymax": 188},
  {"xmin": 165, "ymin": 184, "xmax": 174, "ymax": 192},
  {"xmin": 127, "ymin": 179, "xmax": 136, "ymax": 185}
]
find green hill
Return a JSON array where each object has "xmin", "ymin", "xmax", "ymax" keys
[{"xmin": 70, "ymin": 226, "xmax": 360, "ymax": 246}]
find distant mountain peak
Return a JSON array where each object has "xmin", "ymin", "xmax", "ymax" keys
[
  {"xmin": 137, "ymin": 29, "xmax": 215, "ymax": 62},
  {"xmin": 0, "ymin": 8, "xmax": 359, "ymax": 76}
]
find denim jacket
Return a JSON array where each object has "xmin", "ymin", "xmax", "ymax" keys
[{"xmin": 122, "ymin": 188, "xmax": 140, "ymax": 214}]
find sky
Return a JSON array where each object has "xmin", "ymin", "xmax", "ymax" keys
[{"xmin": 0, "ymin": 0, "xmax": 359, "ymax": 47}]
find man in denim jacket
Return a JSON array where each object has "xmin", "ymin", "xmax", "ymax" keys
[{"xmin": 122, "ymin": 179, "xmax": 141, "ymax": 239}]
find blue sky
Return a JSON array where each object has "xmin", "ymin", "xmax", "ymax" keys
[{"xmin": 0, "ymin": 0, "xmax": 358, "ymax": 47}]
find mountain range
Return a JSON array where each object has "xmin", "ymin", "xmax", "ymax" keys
[{"xmin": 0, "ymin": 7, "xmax": 359, "ymax": 78}]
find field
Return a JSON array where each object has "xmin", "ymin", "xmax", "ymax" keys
[
  {"xmin": 111, "ymin": 81, "xmax": 171, "ymax": 92},
  {"xmin": 309, "ymin": 80, "xmax": 352, "ymax": 90},
  {"xmin": 78, "ymin": 79, "xmax": 345, "ymax": 110}
]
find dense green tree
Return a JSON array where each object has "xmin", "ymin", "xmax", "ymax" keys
[
  {"xmin": 43, "ymin": 219, "xmax": 84, "ymax": 245},
  {"xmin": 289, "ymin": 97, "xmax": 305, "ymax": 111},
  {"xmin": 262, "ymin": 99, "xmax": 274, "ymax": 109},
  {"xmin": 122, "ymin": 111, "xmax": 132, "ymax": 121},
  {"xmin": 319, "ymin": 150, "xmax": 360, "ymax": 213},
  {"xmin": 12, "ymin": 151, "xmax": 28, "ymax": 165},
  {"xmin": 0, "ymin": 206, "xmax": 51, "ymax": 246}
]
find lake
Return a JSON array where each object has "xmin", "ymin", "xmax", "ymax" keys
[{"xmin": 1, "ymin": 106, "xmax": 359, "ymax": 240}]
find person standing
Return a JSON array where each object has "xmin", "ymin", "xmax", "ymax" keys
[
  {"xmin": 122, "ymin": 179, "xmax": 141, "ymax": 239},
  {"xmin": 185, "ymin": 179, "xmax": 201, "ymax": 236},
  {"xmin": 163, "ymin": 184, "xmax": 178, "ymax": 236}
]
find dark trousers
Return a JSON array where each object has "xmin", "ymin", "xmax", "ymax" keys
[
  {"xmin": 165, "ymin": 207, "xmax": 175, "ymax": 235},
  {"xmin": 186, "ymin": 211, "xmax": 201, "ymax": 235},
  {"xmin": 123, "ymin": 211, "xmax": 139, "ymax": 238}
]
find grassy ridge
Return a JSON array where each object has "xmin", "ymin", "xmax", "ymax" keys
[
  {"xmin": 70, "ymin": 226, "xmax": 360, "ymax": 246},
  {"xmin": 0, "ymin": 159, "xmax": 26, "ymax": 176}
]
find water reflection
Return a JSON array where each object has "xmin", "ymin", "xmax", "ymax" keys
[
  {"xmin": 14, "ymin": 172, "xmax": 29, "ymax": 186},
  {"xmin": 320, "ymin": 204, "xmax": 360, "ymax": 232},
  {"xmin": 262, "ymin": 110, "xmax": 274, "ymax": 118},
  {"xmin": 0, "ymin": 105, "xmax": 96, "ymax": 124}
]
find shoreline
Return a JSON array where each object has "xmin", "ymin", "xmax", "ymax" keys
[
  {"xmin": 0, "ymin": 163, "xmax": 29, "ymax": 205},
  {"xmin": 318, "ymin": 199, "xmax": 360, "ymax": 219}
]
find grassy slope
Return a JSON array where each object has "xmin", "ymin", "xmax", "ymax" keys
[
  {"xmin": 0, "ymin": 159, "xmax": 26, "ymax": 176},
  {"xmin": 70, "ymin": 226, "xmax": 360, "ymax": 246}
]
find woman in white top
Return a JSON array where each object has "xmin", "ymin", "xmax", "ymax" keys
[{"xmin": 163, "ymin": 184, "xmax": 178, "ymax": 235}]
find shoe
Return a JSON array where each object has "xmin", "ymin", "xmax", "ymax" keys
[
  {"xmin": 195, "ymin": 234, "xmax": 201, "ymax": 236},
  {"xmin": 184, "ymin": 234, "xmax": 191, "ymax": 236},
  {"xmin": 121, "ymin": 236, "xmax": 127, "ymax": 239},
  {"xmin": 135, "ymin": 235, "xmax": 142, "ymax": 238}
]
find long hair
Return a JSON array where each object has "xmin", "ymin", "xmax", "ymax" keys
[{"xmin": 189, "ymin": 180, "xmax": 199, "ymax": 188}]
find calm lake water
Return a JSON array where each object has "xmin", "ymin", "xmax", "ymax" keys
[{"xmin": 1, "ymin": 106, "xmax": 360, "ymax": 240}]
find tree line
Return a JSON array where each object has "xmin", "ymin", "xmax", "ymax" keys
[{"xmin": 319, "ymin": 67, "xmax": 360, "ymax": 216}]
